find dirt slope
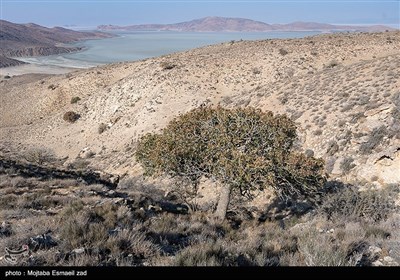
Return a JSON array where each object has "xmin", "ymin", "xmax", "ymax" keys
[{"xmin": 1, "ymin": 31, "xmax": 399, "ymax": 186}]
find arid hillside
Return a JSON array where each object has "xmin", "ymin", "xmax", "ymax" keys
[
  {"xmin": 0, "ymin": 20, "xmax": 113, "ymax": 67},
  {"xmin": 1, "ymin": 30, "xmax": 400, "ymax": 267},
  {"xmin": 98, "ymin": 16, "xmax": 395, "ymax": 32},
  {"xmin": 0, "ymin": 31, "xmax": 399, "ymax": 188}
]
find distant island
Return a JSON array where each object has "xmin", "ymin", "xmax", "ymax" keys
[
  {"xmin": 98, "ymin": 16, "xmax": 396, "ymax": 32},
  {"xmin": 0, "ymin": 20, "xmax": 113, "ymax": 68}
]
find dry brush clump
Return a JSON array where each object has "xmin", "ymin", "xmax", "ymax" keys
[
  {"xmin": 23, "ymin": 148, "xmax": 56, "ymax": 165},
  {"xmin": 340, "ymin": 157, "xmax": 356, "ymax": 174},
  {"xmin": 63, "ymin": 111, "xmax": 80, "ymax": 123},
  {"xmin": 160, "ymin": 61, "xmax": 176, "ymax": 70},
  {"xmin": 98, "ymin": 123, "xmax": 108, "ymax": 134},
  {"xmin": 359, "ymin": 125, "xmax": 387, "ymax": 154},
  {"xmin": 320, "ymin": 184, "xmax": 398, "ymax": 222},
  {"xmin": 70, "ymin": 96, "xmax": 81, "ymax": 104},
  {"xmin": 278, "ymin": 48, "xmax": 288, "ymax": 56}
]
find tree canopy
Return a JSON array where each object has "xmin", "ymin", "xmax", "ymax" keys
[{"xmin": 136, "ymin": 106, "xmax": 326, "ymax": 220}]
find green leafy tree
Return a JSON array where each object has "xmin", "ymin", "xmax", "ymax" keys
[{"xmin": 136, "ymin": 106, "xmax": 325, "ymax": 220}]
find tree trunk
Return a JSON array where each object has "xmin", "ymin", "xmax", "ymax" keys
[{"xmin": 214, "ymin": 184, "xmax": 231, "ymax": 221}]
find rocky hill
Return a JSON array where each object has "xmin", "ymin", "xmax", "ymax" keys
[
  {"xmin": 0, "ymin": 55, "xmax": 26, "ymax": 68},
  {"xmin": 0, "ymin": 31, "xmax": 399, "ymax": 189},
  {"xmin": 0, "ymin": 20, "xmax": 113, "ymax": 67},
  {"xmin": 98, "ymin": 16, "xmax": 395, "ymax": 32}
]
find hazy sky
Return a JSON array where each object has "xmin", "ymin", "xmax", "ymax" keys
[{"xmin": 1, "ymin": 0, "xmax": 399, "ymax": 28}]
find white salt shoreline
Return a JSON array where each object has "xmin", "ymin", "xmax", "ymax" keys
[{"xmin": 0, "ymin": 63, "xmax": 84, "ymax": 76}]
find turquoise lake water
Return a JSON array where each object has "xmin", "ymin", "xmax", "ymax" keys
[{"xmin": 16, "ymin": 31, "xmax": 321, "ymax": 69}]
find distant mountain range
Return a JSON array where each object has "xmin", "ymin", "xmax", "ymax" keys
[
  {"xmin": 98, "ymin": 16, "xmax": 396, "ymax": 32},
  {"xmin": 0, "ymin": 20, "xmax": 113, "ymax": 68}
]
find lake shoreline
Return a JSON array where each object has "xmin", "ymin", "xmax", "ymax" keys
[
  {"xmin": 1, "ymin": 45, "xmax": 98, "ymax": 76},
  {"xmin": 0, "ymin": 63, "xmax": 81, "ymax": 76},
  {"xmin": 2, "ymin": 30, "xmax": 322, "ymax": 76}
]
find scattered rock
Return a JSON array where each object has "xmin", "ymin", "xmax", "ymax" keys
[
  {"xmin": 107, "ymin": 190, "xmax": 116, "ymax": 197},
  {"xmin": 346, "ymin": 240, "xmax": 372, "ymax": 266},
  {"xmin": 326, "ymin": 140, "xmax": 339, "ymax": 156},
  {"xmin": 72, "ymin": 248, "xmax": 85, "ymax": 255},
  {"xmin": 111, "ymin": 197, "xmax": 125, "ymax": 205},
  {"xmin": 383, "ymin": 256, "xmax": 394, "ymax": 263},
  {"xmin": 108, "ymin": 228, "xmax": 121, "ymax": 236},
  {"xmin": 0, "ymin": 221, "xmax": 12, "ymax": 237},
  {"xmin": 382, "ymin": 256, "xmax": 398, "ymax": 266},
  {"xmin": 80, "ymin": 148, "xmax": 95, "ymax": 159},
  {"xmin": 52, "ymin": 189, "xmax": 72, "ymax": 196},
  {"xmin": 29, "ymin": 233, "xmax": 57, "ymax": 251},
  {"xmin": 159, "ymin": 201, "xmax": 189, "ymax": 214},
  {"xmin": 368, "ymin": 246, "xmax": 382, "ymax": 259},
  {"xmin": 364, "ymin": 105, "xmax": 391, "ymax": 117},
  {"xmin": 372, "ymin": 260, "xmax": 383, "ymax": 266}
]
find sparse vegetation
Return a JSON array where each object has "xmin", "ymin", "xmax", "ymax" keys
[
  {"xmin": 313, "ymin": 129, "xmax": 323, "ymax": 136},
  {"xmin": 1, "ymin": 28, "xmax": 400, "ymax": 267},
  {"xmin": 98, "ymin": 123, "xmax": 108, "ymax": 134},
  {"xmin": 350, "ymin": 112, "xmax": 364, "ymax": 124},
  {"xmin": 325, "ymin": 60, "xmax": 340, "ymax": 69},
  {"xmin": 252, "ymin": 67, "xmax": 261, "ymax": 75},
  {"xmin": 326, "ymin": 140, "xmax": 339, "ymax": 156},
  {"xmin": 359, "ymin": 125, "xmax": 387, "ymax": 154},
  {"xmin": 63, "ymin": 111, "xmax": 80, "ymax": 123},
  {"xmin": 391, "ymin": 93, "xmax": 400, "ymax": 126},
  {"xmin": 67, "ymin": 158, "xmax": 91, "ymax": 169},
  {"xmin": 0, "ymin": 160, "xmax": 398, "ymax": 267},
  {"xmin": 340, "ymin": 157, "xmax": 356, "ymax": 174},
  {"xmin": 160, "ymin": 61, "xmax": 176, "ymax": 70},
  {"xmin": 23, "ymin": 148, "xmax": 56, "ymax": 165},
  {"xmin": 70, "ymin": 96, "xmax": 81, "ymax": 104},
  {"xmin": 305, "ymin": 149, "xmax": 314, "ymax": 158},
  {"xmin": 278, "ymin": 93, "xmax": 289, "ymax": 104},
  {"xmin": 325, "ymin": 157, "xmax": 336, "ymax": 174},
  {"xmin": 279, "ymin": 48, "xmax": 288, "ymax": 56},
  {"xmin": 320, "ymin": 185, "xmax": 397, "ymax": 222},
  {"xmin": 48, "ymin": 84, "xmax": 57, "ymax": 90}
]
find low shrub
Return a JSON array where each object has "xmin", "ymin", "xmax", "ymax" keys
[
  {"xmin": 320, "ymin": 186, "xmax": 396, "ymax": 221},
  {"xmin": 160, "ymin": 61, "xmax": 176, "ymax": 70},
  {"xmin": 279, "ymin": 48, "xmax": 288, "ymax": 56},
  {"xmin": 359, "ymin": 126, "xmax": 387, "ymax": 154},
  {"xmin": 70, "ymin": 97, "xmax": 81, "ymax": 104},
  {"xmin": 23, "ymin": 148, "xmax": 56, "ymax": 165},
  {"xmin": 340, "ymin": 157, "xmax": 356, "ymax": 174},
  {"xmin": 326, "ymin": 140, "xmax": 339, "ymax": 156},
  {"xmin": 63, "ymin": 111, "xmax": 80, "ymax": 123},
  {"xmin": 98, "ymin": 123, "xmax": 108, "ymax": 134},
  {"xmin": 325, "ymin": 60, "xmax": 340, "ymax": 69}
]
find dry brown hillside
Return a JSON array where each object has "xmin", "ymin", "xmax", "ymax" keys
[
  {"xmin": 1, "ymin": 31, "xmax": 399, "ymax": 187},
  {"xmin": 0, "ymin": 20, "xmax": 113, "ymax": 67}
]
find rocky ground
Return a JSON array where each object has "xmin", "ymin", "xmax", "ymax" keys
[
  {"xmin": 0, "ymin": 31, "xmax": 398, "ymax": 186},
  {"xmin": 0, "ymin": 155, "xmax": 399, "ymax": 266},
  {"xmin": 0, "ymin": 30, "xmax": 399, "ymax": 266}
]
